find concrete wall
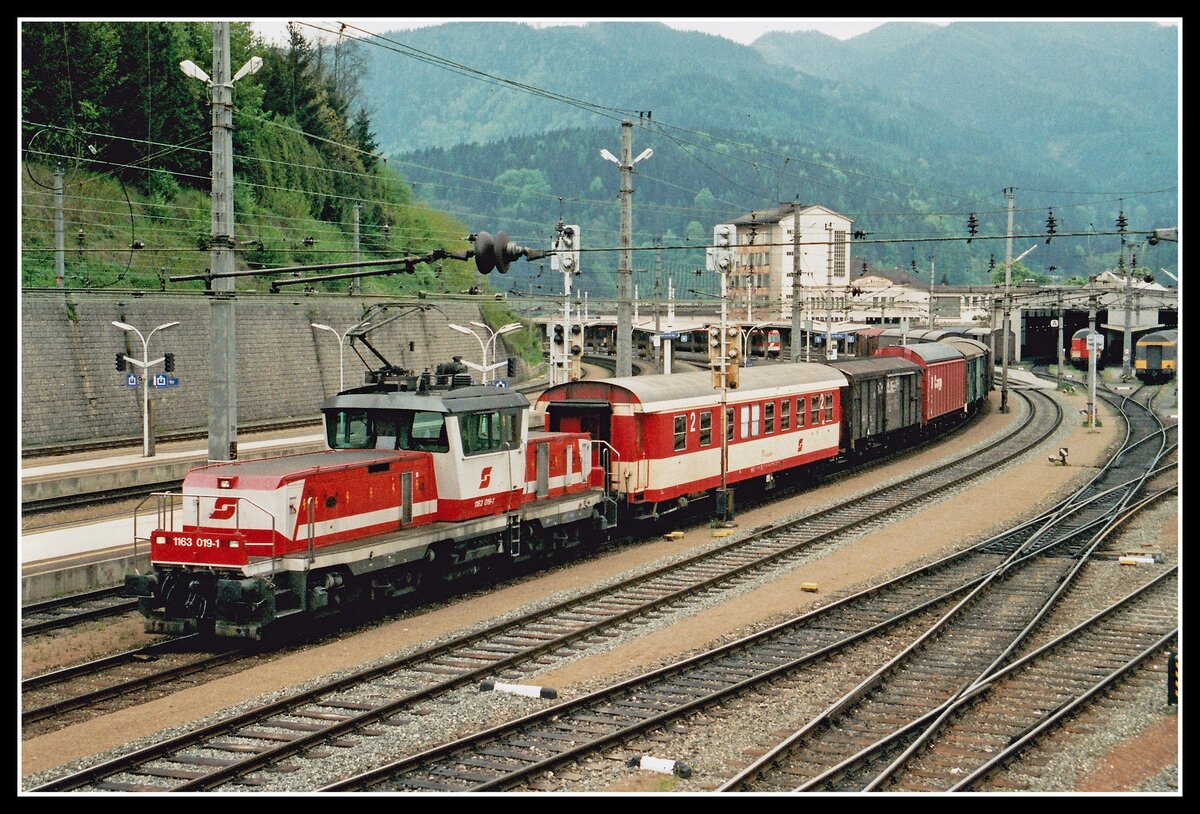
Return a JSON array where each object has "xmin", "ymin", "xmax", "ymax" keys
[{"xmin": 20, "ymin": 290, "xmax": 530, "ymax": 447}]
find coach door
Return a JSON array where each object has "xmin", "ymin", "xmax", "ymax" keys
[{"xmin": 546, "ymin": 400, "xmax": 611, "ymax": 470}]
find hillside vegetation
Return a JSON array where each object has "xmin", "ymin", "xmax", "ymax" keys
[{"xmin": 20, "ymin": 21, "xmax": 479, "ymax": 298}]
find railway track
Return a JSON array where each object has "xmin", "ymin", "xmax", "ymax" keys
[
  {"xmin": 715, "ymin": 389, "xmax": 1172, "ymax": 792},
  {"xmin": 22, "ymin": 637, "xmax": 250, "ymax": 735},
  {"xmin": 722, "ymin": 492, "xmax": 1176, "ymax": 792},
  {"xmin": 22, "ymin": 587, "xmax": 139, "ymax": 637},
  {"xmin": 27, "ymin": 387, "xmax": 1062, "ymax": 792},
  {"xmin": 316, "ymin": 391, "xmax": 1161, "ymax": 792}
]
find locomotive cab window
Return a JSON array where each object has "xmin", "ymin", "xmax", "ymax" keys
[
  {"xmin": 460, "ymin": 409, "xmax": 522, "ymax": 456},
  {"xmin": 326, "ymin": 408, "xmax": 449, "ymax": 453},
  {"xmin": 674, "ymin": 414, "xmax": 687, "ymax": 451}
]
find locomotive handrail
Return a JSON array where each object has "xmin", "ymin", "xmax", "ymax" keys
[
  {"xmin": 131, "ymin": 491, "xmax": 180, "ymax": 574},
  {"xmin": 145, "ymin": 492, "xmax": 280, "ymax": 569},
  {"xmin": 590, "ymin": 439, "xmax": 621, "ymax": 497},
  {"xmin": 306, "ymin": 496, "xmax": 316, "ymax": 566}
]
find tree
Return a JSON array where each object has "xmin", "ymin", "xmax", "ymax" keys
[
  {"xmin": 991, "ymin": 261, "xmax": 1049, "ymax": 287},
  {"xmin": 350, "ymin": 107, "xmax": 378, "ymax": 157}
]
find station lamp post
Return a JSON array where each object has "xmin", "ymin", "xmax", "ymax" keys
[
  {"xmin": 112, "ymin": 320, "xmax": 179, "ymax": 458},
  {"xmin": 449, "ymin": 322, "xmax": 523, "ymax": 383},
  {"xmin": 181, "ymin": 23, "xmax": 263, "ymax": 463},
  {"xmin": 311, "ymin": 323, "xmax": 348, "ymax": 393}
]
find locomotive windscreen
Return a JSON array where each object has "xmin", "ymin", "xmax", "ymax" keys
[{"xmin": 326, "ymin": 408, "xmax": 449, "ymax": 452}]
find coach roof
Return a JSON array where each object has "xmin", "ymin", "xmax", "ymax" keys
[
  {"xmin": 325, "ymin": 384, "xmax": 529, "ymax": 414},
  {"xmin": 576, "ymin": 363, "xmax": 847, "ymax": 410}
]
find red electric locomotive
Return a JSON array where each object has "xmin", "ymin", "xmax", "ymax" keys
[{"xmin": 127, "ymin": 378, "xmax": 602, "ymax": 638}]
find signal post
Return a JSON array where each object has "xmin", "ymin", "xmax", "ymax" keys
[{"xmin": 710, "ymin": 225, "xmax": 740, "ymax": 522}]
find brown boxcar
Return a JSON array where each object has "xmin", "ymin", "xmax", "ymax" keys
[
  {"xmin": 824, "ymin": 357, "xmax": 923, "ymax": 450},
  {"xmin": 942, "ymin": 336, "xmax": 992, "ymax": 405},
  {"xmin": 874, "ymin": 343, "xmax": 967, "ymax": 423}
]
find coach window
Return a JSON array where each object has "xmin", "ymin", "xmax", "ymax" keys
[
  {"xmin": 824, "ymin": 393, "xmax": 834, "ymax": 423},
  {"xmin": 674, "ymin": 414, "xmax": 687, "ymax": 451},
  {"xmin": 810, "ymin": 395, "xmax": 821, "ymax": 426},
  {"xmin": 726, "ymin": 407, "xmax": 735, "ymax": 442},
  {"xmin": 780, "ymin": 399, "xmax": 791, "ymax": 431},
  {"xmin": 765, "ymin": 401, "xmax": 775, "ymax": 434},
  {"xmin": 797, "ymin": 397, "xmax": 806, "ymax": 428},
  {"xmin": 699, "ymin": 411, "xmax": 712, "ymax": 447}
]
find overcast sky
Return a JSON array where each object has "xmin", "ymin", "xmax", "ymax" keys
[{"xmin": 250, "ymin": 18, "xmax": 941, "ymax": 47}]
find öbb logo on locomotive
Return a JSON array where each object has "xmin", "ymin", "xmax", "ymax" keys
[
  {"xmin": 208, "ymin": 496, "xmax": 239, "ymax": 520},
  {"xmin": 124, "ymin": 336, "xmax": 992, "ymax": 640}
]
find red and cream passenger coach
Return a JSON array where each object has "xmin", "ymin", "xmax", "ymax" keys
[{"xmin": 537, "ymin": 363, "xmax": 848, "ymax": 517}]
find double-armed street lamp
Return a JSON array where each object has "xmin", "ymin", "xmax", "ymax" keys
[
  {"xmin": 601, "ymin": 121, "xmax": 653, "ymax": 378},
  {"xmin": 113, "ymin": 320, "xmax": 180, "ymax": 457},
  {"xmin": 180, "ymin": 23, "xmax": 263, "ymax": 463},
  {"xmin": 311, "ymin": 319, "xmax": 375, "ymax": 392},
  {"xmin": 448, "ymin": 321, "xmax": 523, "ymax": 383}
]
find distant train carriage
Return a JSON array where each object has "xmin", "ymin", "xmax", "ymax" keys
[
  {"xmin": 849, "ymin": 327, "xmax": 887, "ymax": 357},
  {"xmin": 874, "ymin": 342, "xmax": 968, "ymax": 423},
  {"xmin": 942, "ymin": 336, "xmax": 993, "ymax": 404},
  {"xmin": 965, "ymin": 327, "xmax": 1003, "ymax": 362},
  {"xmin": 824, "ymin": 357, "xmax": 922, "ymax": 450},
  {"xmin": 1071, "ymin": 328, "xmax": 1104, "ymax": 370},
  {"xmin": 1134, "ymin": 329, "xmax": 1178, "ymax": 383},
  {"xmin": 766, "ymin": 328, "xmax": 782, "ymax": 358}
]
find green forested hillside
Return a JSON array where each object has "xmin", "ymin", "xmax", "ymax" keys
[
  {"xmin": 356, "ymin": 20, "xmax": 1177, "ymax": 299},
  {"xmin": 20, "ymin": 21, "xmax": 478, "ymax": 296}
]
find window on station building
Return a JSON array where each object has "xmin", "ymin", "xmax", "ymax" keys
[
  {"xmin": 764, "ymin": 401, "xmax": 775, "ymax": 434},
  {"xmin": 780, "ymin": 399, "xmax": 791, "ymax": 431},
  {"xmin": 699, "ymin": 411, "xmax": 712, "ymax": 447},
  {"xmin": 674, "ymin": 414, "xmax": 687, "ymax": 451}
]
